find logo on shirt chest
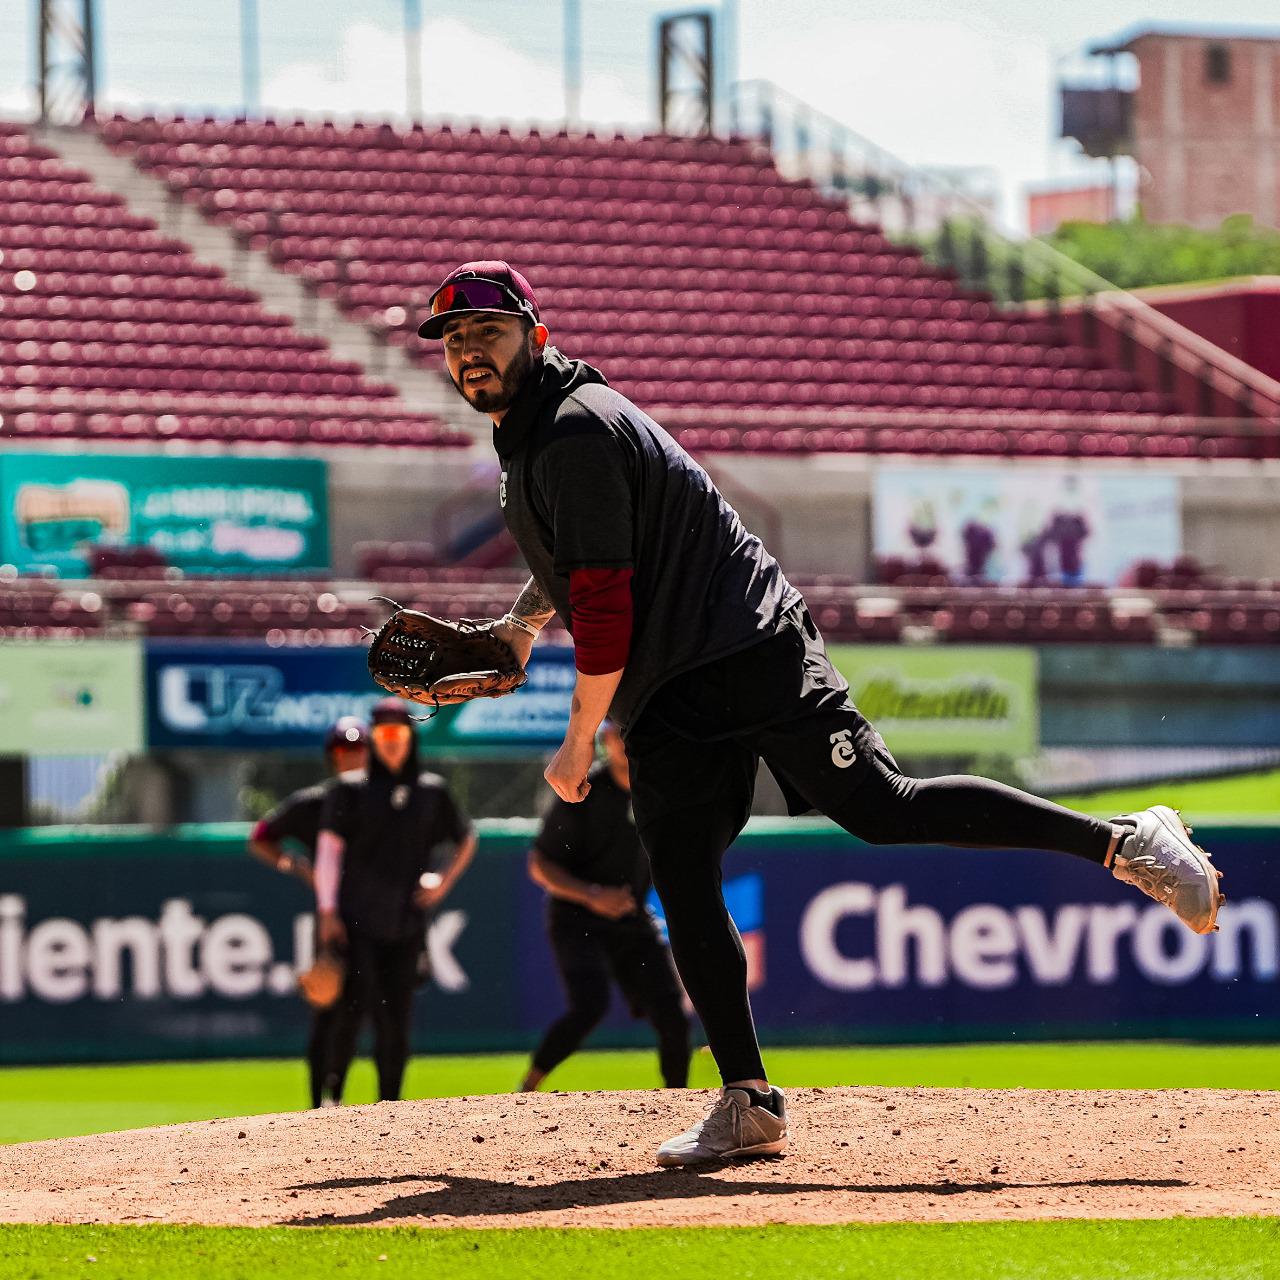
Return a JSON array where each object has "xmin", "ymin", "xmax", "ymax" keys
[
  {"xmin": 499, "ymin": 471, "xmax": 508, "ymax": 508},
  {"xmin": 391, "ymin": 784, "xmax": 410, "ymax": 809}
]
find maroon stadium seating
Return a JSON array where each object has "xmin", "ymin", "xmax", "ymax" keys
[
  {"xmin": 89, "ymin": 113, "xmax": 1253, "ymax": 459},
  {"xmin": 4, "ymin": 567, "xmax": 1275, "ymax": 645},
  {"xmin": 0, "ymin": 581, "xmax": 105, "ymax": 638},
  {"xmin": 0, "ymin": 121, "xmax": 465, "ymax": 449}
]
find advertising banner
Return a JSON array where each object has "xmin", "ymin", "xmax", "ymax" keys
[
  {"xmin": 873, "ymin": 466, "xmax": 1180, "ymax": 585},
  {"xmin": 0, "ymin": 640, "xmax": 144, "ymax": 756},
  {"xmin": 1, "ymin": 821, "xmax": 1274, "ymax": 1064},
  {"xmin": 0, "ymin": 825, "xmax": 523, "ymax": 1064},
  {"xmin": 145, "ymin": 642, "xmax": 574, "ymax": 752},
  {"xmin": 0, "ymin": 453, "xmax": 329, "ymax": 575},
  {"xmin": 828, "ymin": 645, "xmax": 1038, "ymax": 756}
]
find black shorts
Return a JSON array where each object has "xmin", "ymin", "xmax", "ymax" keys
[
  {"xmin": 548, "ymin": 906, "xmax": 684, "ymax": 1020},
  {"xmin": 627, "ymin": 603, "xmax": 896, "ymax": 833}
]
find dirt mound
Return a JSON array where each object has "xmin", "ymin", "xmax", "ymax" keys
[{"xmin": 1, "ymin": 1088, "xmax": 1275, "ymax": 1229}]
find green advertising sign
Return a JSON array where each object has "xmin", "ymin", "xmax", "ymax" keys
[
  {"xmin": 0, "ymin": 640, "xmax": 144, "ymax": 755},
  {"xmin": 828, "ymin": 645, "xmax": 1038, "ymax": 756},
  {"xmin": 0, "ymin": 452, "xmax": 329, "ymax": 575}
]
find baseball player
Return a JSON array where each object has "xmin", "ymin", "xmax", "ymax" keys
[
  {"xmin": 314, "ymin": 698, "xmax": 476, "ymax": 1103},
  {"xmin": 521, "ymin": 719, "xmax": 690, "ymax": 1093},
  {"xmin": 418, "ymin": 261, "xmax": 1225, "ymax": 1166},
  {"xmin": 247, "ymin": 716, "xmax": 369, "ymax": 1108}
]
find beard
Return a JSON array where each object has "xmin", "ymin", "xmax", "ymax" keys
[{"xmin": 451, "ymin": 342, "xmax": 534, "ymax": 413}]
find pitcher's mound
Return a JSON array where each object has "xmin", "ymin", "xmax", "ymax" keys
[{"xmin": 2, "ymin": 1088, "xmax": 1276, "ymax": 1229}]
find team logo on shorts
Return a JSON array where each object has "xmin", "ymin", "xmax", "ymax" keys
[
  {"xmin": 829, "ymin": 729, "xmax": 857, "ymax": 769},
  {"xmin": 499, "ymin": 471, "xmax": 508, "ymax": 507}
]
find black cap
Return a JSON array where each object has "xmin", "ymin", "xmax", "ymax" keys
[{"xmin": 370, "ymin": 697, "xmax": 414, "ymax": 726}]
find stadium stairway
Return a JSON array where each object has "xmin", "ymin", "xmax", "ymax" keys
[{"xmin": 31, "ymin": 123, "xmax": 480, "ymax": 439}]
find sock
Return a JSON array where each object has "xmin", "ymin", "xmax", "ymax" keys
[
  {"xmin": 741, "ymin": 1086, "xmax": 779, "ymax": 1115},
  {"xmin": 1106, "ymin": 821, "xmax": 1136, "ymax": 869}
]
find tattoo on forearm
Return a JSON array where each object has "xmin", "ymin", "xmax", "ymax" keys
[{"xmin": 512, "ymin": 576, "xmax": 555, "ymax": 623}]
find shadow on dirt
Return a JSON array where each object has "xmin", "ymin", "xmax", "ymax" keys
[{"xmin": 281, "ymin": 1170, "xmax": 1190, "ymax": 1226}]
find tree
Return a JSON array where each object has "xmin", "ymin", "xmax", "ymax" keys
[{"xmin": 1043, "ymin": 214, "xmax": 1280, "ymax": 291}]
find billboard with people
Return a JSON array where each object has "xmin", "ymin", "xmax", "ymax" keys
[{"xmin": 873, "ymin": 466, "xmax": 1181, "ymax": 585}]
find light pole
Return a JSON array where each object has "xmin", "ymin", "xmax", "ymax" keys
[
  {"xmin": 564, "ymin": 0, "xmax": 582, "ymax": 127},
  {"xmin": 240, "ymin": 0, "xmax": 260, "ymax": 115},
  {"xmin": 405, "ymin": 0, "xmax": 423, "ymax": 121}
]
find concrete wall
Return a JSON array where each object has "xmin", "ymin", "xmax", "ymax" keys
[{"xmin": 324, "ymin": 446, "xmax": 1280, "ymax": 580}]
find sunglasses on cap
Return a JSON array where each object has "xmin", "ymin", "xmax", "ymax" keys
[{"xmin": 428, "ymin": 278, "xmax": 532, "ymax": 323}]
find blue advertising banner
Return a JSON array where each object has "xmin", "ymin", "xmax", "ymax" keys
[
  {"xmin": 702, "ymin": 825, "xmax": 1278, "ymax": 1043},
  {"xmin": 146, "ymin": 643, "xmax": 383, "ymax": 750},
  {"xmin": 144, "ymin": 642, "xmax": 575, "ymax": 751},
  {"xmin": 1, "ymin": 822, "xmax": 1275, "ymax": 1065}
]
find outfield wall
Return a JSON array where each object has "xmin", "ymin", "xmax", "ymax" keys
[{"xmin": 0, "ymin": 821, "xmax": 1276, "ymax": 1065}]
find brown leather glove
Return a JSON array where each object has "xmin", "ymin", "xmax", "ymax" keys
[
  {"xmin": 367, "ymin": 607, "xmax": 527, "ymax": 710},
  {"xmin": 297, "ymin": 947, "xmax": 345, "ymax": 1009}
]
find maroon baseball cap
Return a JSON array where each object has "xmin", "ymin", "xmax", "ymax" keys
[
  {"xmin": 418, "ymin": 261, "xmax": 540, "ymax": 339},
  {"xmin": 323, "ymin": 716, "xmax": 368, "ymax": 752}
]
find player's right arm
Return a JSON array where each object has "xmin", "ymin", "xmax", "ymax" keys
[
  {"xmin": 313, "ymin": 829, "xmax": 346, "ymax": 946},
  {"xmin": 545, "ymin": 669, "xmax": 623, "ymax": 803},
  {"xmin": 314, "ymin": 783, "xmax": 353, "ymax": 947},
  {"xmin": 247, "ymin": 802, "xmax": 314, "ymax": 886},
  {"xmin": 530, "ymin": 423, "xmax": 636, "ymax": 803},
  {"xmin": 493, "ymin": 576, "xmax": 556, "ymax": 665},
  {"xmin": 527, "ymin": 847, "xmax": 636, "ymax": 919}
]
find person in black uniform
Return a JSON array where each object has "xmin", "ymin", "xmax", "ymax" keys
[
  {"xmin": 247, "ymin": 716, "xmax": 368, "ymax": 1108},
  {"xmin": 314, "ymin": 698, "xmax": 475, "ymax": 1103},
  {"xmin": 419, "ymin": 261, "xmax": 1224, "ymax": 1165},
  {"xmin": 521, "ymin": 719, "xmax": 689, "ymax": 1092}
]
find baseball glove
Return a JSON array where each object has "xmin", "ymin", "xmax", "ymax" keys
[
  {"xmin": 366, "ymin": 603, "xmax": 527, "ymax": 709},
  {"xmin": 298, "ymin": 948, "xmax": 345, "ymax": 1009}
]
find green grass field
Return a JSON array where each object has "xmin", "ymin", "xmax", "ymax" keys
[
  {"xmin": 1, "ymin": 1219, "xmax": 1276, "ymax": 1280},
  {"xmin": 3, "ymin": 1045, "xmax": 1276, "ymax": 1279},
  {"xmin": 1057, "ymin": 767, "xmax": 1280, "ymax": 819},
  {"xmin": 3, "ymin": 1043, "xmax": 1278, "ymax": 1146}
]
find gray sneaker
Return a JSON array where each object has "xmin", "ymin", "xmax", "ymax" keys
[
  {"xmin": 1110, "ymin": 805, "xmax": 1224, "ymax": 935},
  {"xmin": 656, "ymin": 1088, "xmax": 788, "ymax": 1167}
]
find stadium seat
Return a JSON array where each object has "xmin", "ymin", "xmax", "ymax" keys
[
  {"xmin": 86, "ymin": 113, "xmax": 1239, "ymax": 459},
  {"xmin": 7, "ymin": 566, "xmax": 1272, "ymax": 647},
  {"xmin": 0, "ymin": 124, "xmax": 464, "ymax": 450}
]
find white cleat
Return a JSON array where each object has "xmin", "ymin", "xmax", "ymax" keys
[
  {"xmin": 1110, "ymin": 805, "xmax": 1224, "ymax": 935},
  {"xmin": 656, "ymin": 1087, "xmax": 788, "ymax": 1167}
]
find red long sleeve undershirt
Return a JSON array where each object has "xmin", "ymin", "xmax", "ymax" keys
[{"xmin": 568, "ymin": 567, "xmax": 633, "ymax": 675}]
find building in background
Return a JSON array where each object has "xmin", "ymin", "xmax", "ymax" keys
[
  {"xmin": 1026, "ymin": 182, "xmax": 1117, "ymax": 236},
  {"xmin": 1062, "ymin": 25, "xmax": 1280, "ymax": 229}
]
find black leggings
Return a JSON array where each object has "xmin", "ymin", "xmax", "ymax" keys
[
  {"xmin": 532, "ymin": 914, "xmax": 690, "ymax": 1087},
  {"xmin": 307, "ymin": 1004, "xmax": 339, "ymax": 1108},
  {"xmin": 827, "ymin": 751, "xmax": 1115, "ymax": 853},
  {"xmin": 635, "ymin": 720, "xmax": 1115, "ymax": 1085},
  {"xmin": 327, "ymin": 930, "xmax": 422, "ymax": 1102}
]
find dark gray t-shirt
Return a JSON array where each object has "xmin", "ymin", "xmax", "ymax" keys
[
  {"xmin": 321, "ymin": 769, "xmax": 470, "ymax": 940},
  {"xmin": 495, "ymin": 350, "xmax": 799, "ymax": 733}
]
